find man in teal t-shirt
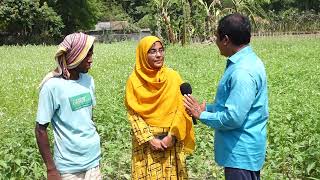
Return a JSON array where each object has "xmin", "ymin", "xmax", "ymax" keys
[
  {"xmin": 35, "ymin": 33, "xmax": 102, "ymax": 180},
  {"xmin": 184, "ymin": 13, "xmax": 268, "ymax": 180}
]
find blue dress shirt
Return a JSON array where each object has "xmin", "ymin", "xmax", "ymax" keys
[{"xmin": 199, "ymin": 46, "xmax": 269, "ymax": 171}]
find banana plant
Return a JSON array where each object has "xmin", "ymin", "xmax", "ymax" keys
[
  {"xmin": 153, "ymin": 0, "xmax": 179, "ymax": 43},
  {"xmin": 197, "ymin": 0, "xmax": 222, "ymax": 38}
]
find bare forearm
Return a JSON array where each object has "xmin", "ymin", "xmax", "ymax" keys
[{"xmin": 35, "ymin": 124, "xmax": 56, "ymax": 171}]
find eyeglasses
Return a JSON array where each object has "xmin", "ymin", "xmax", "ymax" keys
[{"xmin": 148, "ymin": 48, "xmax": 165, "ymax": 56}]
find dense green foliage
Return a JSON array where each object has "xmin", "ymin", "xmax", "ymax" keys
[
  {"xmin": 0, "ymin": 0, "xmax": 102, "ymax": 44},
  {"xmin": 45, "ymin": 0, "xmax": 103, "ymax": 34},
  {"xmin": 0, "ymin": 36, "xmax": 319, "ymax": 179},
  {"xmin": 99, "ymin": 0, "xmax": 320, "ymax": 43},
  {"xmin": 0, "ymin": 0, "xmax": 64, "ymax": 44},
  {"xmin": 1, "ymin": 0, "xmax": 320, "ymax": 44}
]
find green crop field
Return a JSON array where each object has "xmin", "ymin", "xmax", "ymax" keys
[{"xmin": 0, "ymin": 36, "xmax": 319, "ymax": 179}]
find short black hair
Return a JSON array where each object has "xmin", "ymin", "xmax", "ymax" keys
[{"xmin": 217, "ymin": 13, "xmax": 251, "ymax": 45}]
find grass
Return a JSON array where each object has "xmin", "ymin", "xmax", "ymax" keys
[{"xmin": 0, "ymin": 35, "xmax": 319, "ymax": 179}]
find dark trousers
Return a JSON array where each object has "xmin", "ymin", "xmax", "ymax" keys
[{"xmin": 224, "ymin": 167, "xmax": 260, "ymax": 180}]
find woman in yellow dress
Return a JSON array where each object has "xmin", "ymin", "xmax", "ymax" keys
[{"xmin": 125, "ymin": 36, "xmax": 195, "ymax": 180}]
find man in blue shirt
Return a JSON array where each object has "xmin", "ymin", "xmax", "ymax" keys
[{"xmin": 184, "ymin": 13, "xmax": 268, "ymax": 180}]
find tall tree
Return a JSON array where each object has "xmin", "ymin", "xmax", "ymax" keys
[
  {"xmin": 46, "ymin": 0, "xmax": 103, "ymax": 34},
  {"xmin": 114, "ymin": 0, "xmax": 151, "ymax": 22},
  {"xmin": 100, "ymin": 0, "xmax": 131, "ymax": 21},
  {"xmin": 0, "ymin": 0, "xmax": 63, "ymax": 38}
]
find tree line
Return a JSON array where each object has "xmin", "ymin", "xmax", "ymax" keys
[{"xmin": 0, "ymin": 0, "xmax": 319, "ymax": 44}]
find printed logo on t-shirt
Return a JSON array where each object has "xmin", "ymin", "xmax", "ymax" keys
[{"xmin": 69, "ymin": 93, "xmax": 92, "ymax": 111}]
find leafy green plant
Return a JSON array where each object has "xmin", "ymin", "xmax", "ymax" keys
[{"xmin": 0, "ymin": 37, "xmax": 319, "ymax": 179}]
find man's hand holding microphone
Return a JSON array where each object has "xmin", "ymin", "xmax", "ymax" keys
[
  {"xmin": 150, "ymin": 82, "xmax": 205, "ymax": 151},
  {"xmin": 180, "ymin": 83, "xmax": 206, "ymax": 122}
]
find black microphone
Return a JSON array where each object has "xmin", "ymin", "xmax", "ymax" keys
[{"xmin": 180, "ymin": 82, "xmax": 197, "ymax": 125}]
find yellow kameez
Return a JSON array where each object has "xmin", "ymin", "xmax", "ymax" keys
[
  {"xmin": 128, "ymin": 112, "xmax": 188, "ymax": 180},
  {"xmin": 125, "ymin": 36, "xmax": 195, "ymax": 180}
]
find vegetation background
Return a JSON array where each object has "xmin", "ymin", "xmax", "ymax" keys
[
  {"xmin": 1, "ymin": 0, "xmax": 320, "ymax": 44},
  {"xmin": 1, "ymin": 36, "xmax": 320, "ymax": 179},
  {"xmin": 0, "ymin": 0, "xmax": 320, "ymax": 179}
]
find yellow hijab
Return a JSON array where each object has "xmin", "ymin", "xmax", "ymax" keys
[{"xmin": 125, "ymin": 36, "xmax": 195, "ymax": 153}]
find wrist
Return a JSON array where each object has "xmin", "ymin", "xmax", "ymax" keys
[
  {"xmin": 167, "ymin": 131, "xmax": 175, "ymax": 137},
  {"xmin": 167, "ymin": 133, "xmax": 172, "ymax": 138},
  {"xmin": 167, "ymin": 133, "xmax": 176, "ymax": 143},
  {"xmin": 47, "ymin": 166, "xmax": 57, "ymax": 172},
  {"xmin": 148, "ymin": 137, "xmax": 155, "ymax": 144},
  {"xmin": 198, "ymin": 110, "xmax": 205, "ymax": 119},
  {"xmin": 197, "ymin": 111, "xmax": 203, "ymax": 119}
]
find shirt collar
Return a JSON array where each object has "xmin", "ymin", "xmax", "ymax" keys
[{"xmin": 228, "ymin": 45, "xmax": 253, "ymax": 64}]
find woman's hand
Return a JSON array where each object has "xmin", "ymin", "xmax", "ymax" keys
[
  {"xmin": 162, "ymin": 135, "xmax": 175, "ymax": 149},
  {"xmin": 149, "ymin": 138, "xmax": 166, "ymax": 151}
]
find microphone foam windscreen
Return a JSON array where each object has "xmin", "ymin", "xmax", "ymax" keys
[{"xmin": 180, "ymin": 82, "xmax": 192, "ymax": 95}]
